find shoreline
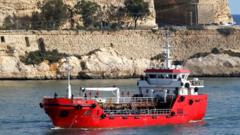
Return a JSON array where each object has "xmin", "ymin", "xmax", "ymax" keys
[{"xmin": 1, "ymin": 75, "xmax": 240, "ymax": 81}]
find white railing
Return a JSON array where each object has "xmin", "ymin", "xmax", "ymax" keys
[
  {"xmin": 104, "ymin": 109, "xmax": 171, "ymax": 116},
  {"xmin": 119, "ymin": 97, "xmax": 155, "ymax": 104},
  {"xmin": 86, "ymin": 97, "xmax": 156, "ymax": 104}
]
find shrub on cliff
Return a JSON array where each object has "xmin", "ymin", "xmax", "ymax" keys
[
  {"xmin": 124, "ymin": 0, "xmax": 150, "ymax": 29},
  {"xmin": 21, "ymin": 50, "xmax": 67, "ymax": 65},
  {"xmin": 31, "ymin": 0, "xmax": 70, "ymax": 29},
  {"xmin": 42, "ymin": 0, "xmax": 70, "ymax": 28},
  {"xmin": 75, "ymin": 0, "xmax": 101, "ymax": 28},
  {"xmin": 217, "ymin": 27, "xmax": 236, "ymax": 36}
]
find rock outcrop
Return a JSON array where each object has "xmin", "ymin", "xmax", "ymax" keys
[
  {"xmin": 185, "ymin": 49, "xmax": 240, "ymax": 76},
  {"xmin": 2, "ymin": 46, "xmax": 240, "ymax": 79},
  {"xmin": 80, "ymin": 48, "xmax": 151, "ymax": 78},
  {"xmin": 0, "ymin": 47, "xmax": 153, "ymax": 79}
]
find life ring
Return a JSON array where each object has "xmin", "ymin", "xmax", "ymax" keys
[
  {"xmin": 185, "ymin": 83, "xmax": 190, "ymax": 88},
  {"xmin": 194, "ymin": 87, "xmax": 199, "ymax": 93}
]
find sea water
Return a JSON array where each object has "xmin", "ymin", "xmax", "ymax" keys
[
  {"xmin": 0, "ymin": 78, "xmax": 240, "ymax": 135},
  {"xmin": 233, "ymin": 15, "xmax": 240, "ymax": 25}
]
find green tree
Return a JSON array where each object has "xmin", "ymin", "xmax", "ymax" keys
[
  {"xmin": 2, "ymin": 16, "xmax": 16, "ymax": 29},
  {"xmin": 40, "ymin": 0, "xmax": 69, "ymax": 29},
  {"xmin": 124, "ymin": 0, "xmax": 150, "ymax": 28},
  {"xmin": 74, "ymin": 0, "xmax": 100, "ymax": 28}
]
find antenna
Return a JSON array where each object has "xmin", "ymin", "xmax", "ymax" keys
[
  {"xmin": 164, "ymin": 29, "xmax": 173, "ymax": 69},
  {"xmin": 66, "ymin": 57, "xmax": 72, "ymax": 99}
]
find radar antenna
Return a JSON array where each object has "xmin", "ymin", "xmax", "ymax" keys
[{"xmin": 163, "ymin": 30, "xmax": 173, "ymax": 69}]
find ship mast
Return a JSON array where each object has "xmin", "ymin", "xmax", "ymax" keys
[
  {"xmin": 164, "ymin": 31, "xmax": 172, "ymax": 69},
  {"xmin": 67, "ymin": 57, "xmax": 72, "ymax": 99}
]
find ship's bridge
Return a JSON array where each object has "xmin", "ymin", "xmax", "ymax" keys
[{"xmin": 138, "ymin": 68, "xmax": 191, "ymax": 87}]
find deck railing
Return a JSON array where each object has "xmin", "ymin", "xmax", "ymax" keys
[
  {"xmin": 119, "ymin": 97, "xmax": 155, "ymax": 104},
  {"xmin": 89, "ymin": 97, "xmax": 156, "ymax": 104},
  {"xmin": 104, "ymin": 109, "xmax": 171, "ymax": 116}
]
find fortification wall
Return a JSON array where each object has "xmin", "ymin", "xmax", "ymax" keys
[{"xmin": 0, "ymin": 28, "xmax": 240, "ymax": 61}]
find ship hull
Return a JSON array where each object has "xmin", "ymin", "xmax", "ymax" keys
[{"xmin": 41, "ymin": 95, "xmax": 208, "ymax": 129}]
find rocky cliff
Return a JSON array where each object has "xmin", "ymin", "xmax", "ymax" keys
[
  {"xmin": 0, "ymin": 0, "xmax": 233, "ymax": 28},
  {"xmin": 0, "ymin": 47, "xmax": 152, "ymax": 79},
  {"xmin": 1, "ymin": 28, "xmax": 240, "ymax": 79},
  {"xmin": 0, "ymin": 0, "xmax": 157, "ymax": 29},
  {"xmin": 185, "ymin": 48, "xmax": 240, "ymax": 76}
]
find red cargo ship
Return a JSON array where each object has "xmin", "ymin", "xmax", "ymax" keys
[{"xmin": 40, "ymin": 38, "xmax": 208, "ymax": 129}]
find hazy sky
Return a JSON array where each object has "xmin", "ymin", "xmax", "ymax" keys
[{"xmin": 229, "ymin": 0, "xmax": 240, "ymax": 14}]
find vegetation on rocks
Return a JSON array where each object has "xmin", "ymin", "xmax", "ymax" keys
[
  {"xmin": 217, "ymin": 27, "xmax": 236, "ymax": 36},
  {"xmin": 2, "ymin": 0, "xmax": 150, "ymax": 30},
  {"xmin": 124, "ymin": 0, "xmax": 150, "ymax": 28},
  {"xmin": 75, "ymin": 0, "xmax": 101, "ymax": 28},
  {"xmin": 21, "ymin": 50, "xmax": 67, "ymax": 65},
  {"xmin": 36, "ymin": 0, "xmax": 70, "ymax": 29}
]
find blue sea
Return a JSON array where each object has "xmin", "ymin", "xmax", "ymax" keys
[
  {"xmin": 233, "ymin": 15, "xmax": 240, "ymax": 25},
  {"xmin": 1, "ymin": 78, "xmax": 240, "ymax": 135}
]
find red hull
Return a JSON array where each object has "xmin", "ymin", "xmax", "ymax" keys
[{"xmin": 41, "ymin": 95, "xmax": 208, "ymax": 128}]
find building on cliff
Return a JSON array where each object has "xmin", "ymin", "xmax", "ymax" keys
[{"xmin": 155, "ymin": 0, "xmax": 233, "ymax": 25}]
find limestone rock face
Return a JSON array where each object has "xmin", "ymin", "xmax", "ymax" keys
[
  {"xmin": 0, "ymin": 56, "xmax": 56, "ymax": 79},
  {"xmin": 0, "ymin": 48, "xmax": 152, "ymax": 79},
  {"xmin": 185, "ymin": 53, "xmax": 240, "ymax": 76},
  {"xmin": 58, "ymin": 56, "xmax": 82, "ymax": 78},
  {"xmin": 80, "ymin": 48, "xmax": 151, "ymax": 78},
  {"xmin": 0, "ymin": 0, "xmax": 156, "ymax": 28}
]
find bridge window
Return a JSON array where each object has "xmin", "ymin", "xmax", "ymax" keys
[
  {"xmin": 158, "ymin": 74, "xmax": 164, "ymax": 79},
  {"xmin": 173, "ymin": 75, "xmax": 177, "ymax": 79},
  {"xmin": 149, "ymin": 74, "xmax": 157, "ymax": 79},
  {"xmin": 165, "ymin": 74, "xmax": 171, "ymax": 79}
]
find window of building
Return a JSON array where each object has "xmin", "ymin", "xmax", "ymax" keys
[
  {"xmin": 38, "ymin": 38, "xmax": 46, "ymax": 52},
  {"xmin": 1, "ymin": 36, "xmax": 5, "ymax": 43},
  {"xmin": 25, "ymin": 37, "xmax": 30, "ymax": 47},
  {"xmin": 149, "ymin": 74, "xmax": 157, "ymax": 79}
]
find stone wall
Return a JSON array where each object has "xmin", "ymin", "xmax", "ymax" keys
[{"xmin": 0, "ymin": 28, "xmax": 240, "ymax": 61}]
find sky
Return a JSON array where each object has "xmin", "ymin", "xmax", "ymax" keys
[{"xmin": 229, "ymin": 0, "xmax": 240, "ymax": 14}]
